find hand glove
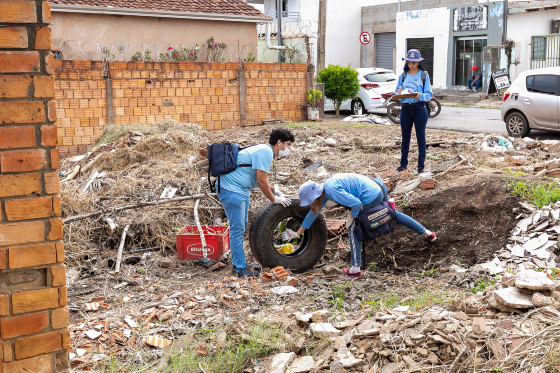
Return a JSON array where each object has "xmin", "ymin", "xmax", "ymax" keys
[
  {"xmin": 284, "ymin": 229, "xmax": 299, "ymax": 241},
  {"xmin": 274, "ymin": 195, "xmax": 291, "ymax": 207},
  {"xmin": 274, "ymin": 190, "xmax": 286, "ymax": 198}
]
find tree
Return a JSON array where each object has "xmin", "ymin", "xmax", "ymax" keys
[{"xmin": 316, "ymin": 64, "xmax": 360, "ymax": 117}]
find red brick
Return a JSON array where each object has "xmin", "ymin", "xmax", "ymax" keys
[
  {"xmin": 47, "ymin": 218, "xmax": 62, "ymax": 241},
  {"xmin": 34, "ymin": 27, "xmax": 51, "ymax": 50},
  {"xmin": 0, "ymin": 294, "xmax": 9, "ymax": 316},
  {"xmin": 0, "ymin": 221, "xmax": 44, "ymax": 246},
  {"xmin": 3, "ymin": 355, "xmax": 52, "ymax": 373},
  {"xmin": 2, "ymin": 340, "xmax": 13, "ymax": 362},
  {"xmin": 0, "ymin": 173, "xmax": 41, "ymax": 197},
  {"xmin": 55, "ymin": 242, "xmax": 65, "ymax": 263},
  {"xmin": 12, "ymin": 288, "xmax": 59, "ymax": 314},
  {"xmin": 40, "ymin": 125, "xmax": 57, "ymax": 146},
  {"xmin": 0, "ymin": 126, "xmax": 35, "ymax": 149},
  {"xmin": 50, "ymin": 265, "xmax": 65, "ymax": 287},
  {"xmin": 0, "ymin": 1, "xmax": 37, "ymax": 23},
  {"xmin": 53, "ymin": 196, "xmax": 61, "ymax": 216},
  {"xmin": 42, "ymin": 2, "xmax": 51, "ymax": 23},
  {"xmin": 33, "ymin": 76, "xmax": 54, "ymax": 98},
  {"xmin": 61, "ymin": 329, "xmax": 70, "ymax": 349},
  {"xmin": 0, "ymin": 249, "xmax": 5, "ymax": 270},
  {"xmin": 0, "ymin": 76, "xmax": 31, "ymax": 99},
  {"xmin": 0, "ymin": 149, "xmax": 46, "ymax": 172},
  {"xmin": 0, "ymin": 52, "xmax": 39, "ymax": 73},
  {"xmin": 58, "ymin": 287, "xmax": 67, "ymax": 306},
  {"xmin": 8, "ymin": 243, "xmax": 57, "ymax": 269},
  {"xmin": 14, "ymin": 331, "xmax": 62, "ymax": 359},
  {"xmin": 0, "ymin": 101, "xmax": 45, "ymax": 124},
  {"xmin": 47, "ymin": 100, "xmax": 56, "ymax": 121},
  {"xmin": 0, "ymin": 27, "xmax": 28, "ymax": 49},
  {"xmin": 50, "ymin": 149, "xmax": 59, "ymax": 169},
  {"xmin": 1, "ymin": 311, "xmax": 49, "ymax": 339},
  {"xmin": 43, "ymin": 172, "xmax": 59, "ymax": 194},
  {"xmin": 51, "ymin": 307, "xmax": 69, "ymax": 329},
  {"xmin": 5, "ymin": 197, "xmax": 54, "ymax": 221},
  {"xmin": 44, "ymin": 53, "xmax": 54, "ymax": 75}
]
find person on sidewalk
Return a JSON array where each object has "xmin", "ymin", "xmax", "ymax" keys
[
  {"xmin": 284, "ymin": 173, "xmax": 437, "ymax": 278},
  {"xmin": 467, "ymin": 66, "xmax": 482, "ymax": 92},
  {"xmin": 218, "ymin": 128, "xmax": 295, "ymax": 278},
  {"xmin": 394, "ymin": 49, "xmax": 433, "ymax": 174}
]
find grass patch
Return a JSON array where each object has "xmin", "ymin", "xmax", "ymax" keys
[
  {"xmin": 365, "ymin": 287, "xmax": 465, "ymax": 312},
  {"xmin": 327, "ymin": 281, "xmax": 351, "ymax": 313},
  {"xmin": 509, "ymin": 180, "xmax": 560, "ymax": 208},
  {"xmin": 165, "ymin": 321, "xmax": 298, "ymax": 373},
  {"xmin": 471, "ymin": 277, "xmax": 498, "ymax": 294}
]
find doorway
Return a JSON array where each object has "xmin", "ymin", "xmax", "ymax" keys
[
  {"xmin": 455, "ymin": 37, "xmax": 487, "ymax": 86},
  {"xmin": 406, "ymin": 38, "xmax": 434, "ymax": 80}
]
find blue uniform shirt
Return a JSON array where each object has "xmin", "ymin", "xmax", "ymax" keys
[
  {"xmin": 301, "ymin": 174, "xmax": 388, "ymax": 229},
  {"xmin": 395, "ymin": 70, "xmax": 433, "ymax": 104},
  {"xmin": 219, "ymin": 144, "xmax": 274, "ymax": 196}
]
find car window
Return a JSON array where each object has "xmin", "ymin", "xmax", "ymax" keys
[
  {"xmin": 526, "ymin": 74, "xmax": 558, "ymax": 95},
  {"xmin": 363, "ymin": 72, "xmax": 396, "ymax": 83}
]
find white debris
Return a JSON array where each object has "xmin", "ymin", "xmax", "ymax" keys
[
  {"xmin": 289, "ymin": 356, "xmax": 315, "ymax": 373},
  {"xmin": 515, "ymin": 270, "xmax": 556, "ymax": 291},
  {"xmin": 494, "ymin": 287, "xmax": 533, "ymax": 309},
  {"xmin": 269, "ymin": 352, "xmax": 296, "ymax": 373},
  {"xmin": 270, "ymin": 286, "xmax": 299, "ymax": 295},
  {"xmin": 85, "ymin": 330, "xmax": 102, "ymax": 340},
  {"xmin": 310, "ymin": 323, "xmax": 341, "ymax": 338}
]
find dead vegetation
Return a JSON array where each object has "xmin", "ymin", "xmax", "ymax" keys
[{"xmin": 60, "ymin": 119, "xmax": 560, "ymax": 372}]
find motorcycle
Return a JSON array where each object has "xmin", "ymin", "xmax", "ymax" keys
[{"xmin": 382, "ymin": 93, "xmax": 441, "ymax": 124}]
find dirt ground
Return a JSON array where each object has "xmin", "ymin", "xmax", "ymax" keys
[{"xmin": 60, "ymin": 117, "xmax": 558, "ymax": 372}]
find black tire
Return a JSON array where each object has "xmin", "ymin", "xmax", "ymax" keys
[
  {"xmin": 386, "ymin": 102, "xmax": 401, "ymax": 124},
  {"xmin": 351, "ymin": 99, "xmax": 365, "ymax": 115},
  {"xmin": 428, "ymin": 98, "xmax": 441, "ymax": 118},
  {"xmin": 249, "ymin": 198, "xmax": 327, "ymax": 273},
  {"xmin": 505, "ymin": 112, "xmax": 530, "ymax": 138}
]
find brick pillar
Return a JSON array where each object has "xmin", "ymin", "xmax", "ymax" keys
[{"xmin": 0, "ymin": 1, "xmax": 70, "ymax": 372}]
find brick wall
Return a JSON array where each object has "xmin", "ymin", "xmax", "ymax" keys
[
  {"xmin": 53, "ymin": 60, "xmax": 309, "ymax": 158},
  {"xmin": 0, "ymin": 1, "xmax": 70, "ymax": 372}
]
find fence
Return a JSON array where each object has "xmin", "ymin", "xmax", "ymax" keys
[
  {"xmin": 53, "ymin": 60, "xmax": 312, "ymax": 158},
  {"xmin": 530, "ymin": 34, "xmax": 560, "ymax": 69}
]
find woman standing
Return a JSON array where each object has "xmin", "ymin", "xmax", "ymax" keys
[{"xmin": 395, "ymin": 49, "xmax": 433, "ymax": 174}]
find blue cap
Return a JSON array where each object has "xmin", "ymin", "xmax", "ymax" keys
[
  {"xmin": 298, "ymin": 181, "xmax": 324, "ymax": 206},
  {"xmin": 402, "ymin": 49, "xmax": 424, "ymax": 62}
]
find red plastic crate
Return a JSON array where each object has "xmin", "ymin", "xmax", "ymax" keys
[{"xmin": 176, "ymin": 226, "xmax": 230, "ymax": 261}]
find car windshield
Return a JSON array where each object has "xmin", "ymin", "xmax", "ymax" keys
[{"xmin": 363, "ymin": 72, "xmax": 396, "ymax": 83}]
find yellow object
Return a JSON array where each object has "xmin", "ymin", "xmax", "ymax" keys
[{"xmin": 277, "ymin": 243, "xmax": 295, "ymax": 254}]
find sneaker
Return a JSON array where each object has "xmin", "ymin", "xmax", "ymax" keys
[
  {"xmin": 396, "ymin": 166, "xmax": 407, "ymax": 172},
  {"xmin": 236, "ymin": 267, "xmax": 258, "ymax": 278},
  {"xmin": 473, "ymin": 88, "xmax": 478, "ymax": 93},
  {"xmin": 425, "ymin": 230, "xmax": 437, "ymax": 242},
  {"xmin": 342, "ymin": 268, "xmax": 361, "ymax": 278},
  {"xmin": 233, "ymin": 264, "xmax": 261, "ymax": 275},
  {"xmin": 417, "ymin": 167, "xmax": 424, "ymax": 174}
]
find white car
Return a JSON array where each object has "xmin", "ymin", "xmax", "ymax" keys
[{"xmin": 324, "ymin": 67, "xmax": 397, "ymax": 115}]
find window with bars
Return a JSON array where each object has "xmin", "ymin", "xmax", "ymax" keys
[{"xmin": 532, "ymin": 36, "xmax": 546, "ymax": 61}]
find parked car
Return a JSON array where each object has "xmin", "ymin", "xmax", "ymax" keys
[
  {"xmin": 502, "ymin": 67, "xmax": 560, "ymax": 137},
  {"xmin": 324, "ymin": 67, "xmax": 397, "ymax": 115}
]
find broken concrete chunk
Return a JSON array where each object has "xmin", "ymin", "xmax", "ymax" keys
[
  {"xmin": 289, "ymin": 356, "xmax": 314, "ymax": 373},
  {"xmin": 494, "ymin": 287, "xmax": 533, "ymax": 309},
  {"xmin": 310, "ymin": 323, "xmax": 341, "ymax": 338},
  {"xmin": 311, "ymin": 310, "xmax": 329, "ymax": 323},
  {"xmin": 532, "ymin": 292, "xmax": 555, "ymax": 308},
  {"xmin": 515, "ymin": 270, "xmax": 555, "ymax": 291},
  {"xmin": 269, "ymin": 352, "xmax": 296, "ymax": 373},
  {"xmin": 338, "ymin": 353, "xmax": 362, "ymax": 368},
  {"xmin": 294, "ymin": 312, "xmax": 313, "ymax": 326}
]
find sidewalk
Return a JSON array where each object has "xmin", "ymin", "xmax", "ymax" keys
[{"xmin": 434, "ymin": 87, "xmax": 502, "ymax": 109}]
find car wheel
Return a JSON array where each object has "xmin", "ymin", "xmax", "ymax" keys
[
  {"xmin": 249, "ymin": 199, "xmax": 327, "ymax": 273},
  {"xmin": 351, "ymin": 99, "xmax": 365, "ymax": 115},
  {"xmin": 506, "ymin": 112, "xmax": 530, "ymax": 138}
]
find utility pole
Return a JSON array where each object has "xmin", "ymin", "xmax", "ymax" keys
[
  {"xmin": 277, "ymin": 0, "xmax": 283, "ymax": 62},
  {"xmin": 317, "ymin": 0, "xmax": 326, "ymax": 71},
  {"xmin": 502, "ymin": 0, "xmax": 508, "ymax": 44}
]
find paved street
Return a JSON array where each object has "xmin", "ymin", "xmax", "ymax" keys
[{"xmin": 427, "ymin": 105, "xmax": 505, "ymax": 134}]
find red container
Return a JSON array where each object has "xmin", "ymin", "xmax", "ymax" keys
[{"xmin": 176, "ymin": 226, "xmax": 230, "ymax": 261}]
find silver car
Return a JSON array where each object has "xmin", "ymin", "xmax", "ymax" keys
[{"xmin": 502, "ymin": 67, "xmax": 560, "ymax": 137}]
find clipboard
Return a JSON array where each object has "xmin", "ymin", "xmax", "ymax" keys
[{"xmin": 389, "ymin": 93, "xmax": 419, "ymax": 102}]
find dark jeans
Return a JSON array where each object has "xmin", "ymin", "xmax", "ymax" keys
[
  {"xmin": 399, "ymin": 102, "xmax": 428, "ymax": 171},
  {"xmin": 467, "ymin": 78, "xmax": 482, "ymax": 90}
]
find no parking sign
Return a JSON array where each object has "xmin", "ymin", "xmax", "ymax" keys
[{"xmin": 359, "ymin": 32, "xmax": 371, "ymax": 45}]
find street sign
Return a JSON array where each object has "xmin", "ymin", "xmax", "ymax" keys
[
  {"xmin": 487, "ymin": 68, "xmax": 511, "ymax": 97},
  {"xmin": 359, "ymin": 32, "xmax": 371, "ymax": 45}
]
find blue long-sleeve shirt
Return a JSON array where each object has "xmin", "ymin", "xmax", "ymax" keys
[
  {"xmin": 395, "ymin": 70, "xmax": 433, "ymax": 104},
  {"xmin": 301, "ymin": 174, "xmax": 389, "ymax": 229}
]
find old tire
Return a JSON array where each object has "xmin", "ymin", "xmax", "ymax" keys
[
  {"xmin": 506, "ymin": 112, "xmax": 530, "ymax": 138},
  {"xmin": 249, "ymin": 199, "xmax": 327, "ymax": 273},
  {"xmin": 386, "ymin": 102, "xmax": 401, "ymax": 124}
]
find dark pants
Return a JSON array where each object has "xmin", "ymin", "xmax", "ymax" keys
[
  {"xmin": 399, "ymin": 102, "xmax": 428, "ymax": 171},
  {"xmin": 467, "ymin": 78, "xmax": 482, "ymax": 90}
]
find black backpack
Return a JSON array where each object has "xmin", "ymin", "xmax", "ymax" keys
[
  {"xmin": 354, "ymin": 179, "xmax": 398, "ymax": 241},
  {"xmin": 207, "ymin": 142, "xmax": 251, "ymax": 193},
  {"xmin": 400, "ymin": 70, "xmax": 431, "ymax": 112}
]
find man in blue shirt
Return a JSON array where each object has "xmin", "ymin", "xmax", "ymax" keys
[
  {"xmin": 218, "ymin": 128, "xmax": 295, "ymax": 278},
  {"xmin": 285, "ymin": 174, "xmax": 436, "ymax": 278}
]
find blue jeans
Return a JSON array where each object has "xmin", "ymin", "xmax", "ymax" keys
[
  {"xmin": 467, "ymin": 78, "xmax": 482, "ymax": 90},
  {"xmin": 400, "ymin": 102, "xmax": 428, "ymax": 171},
  {"xmin": 348, "ymin": 201, "xmax": 426, "ymax": 267},
  {"xmin": 217, "ymin": 188, "xmax": 250, "ymax": 271}
]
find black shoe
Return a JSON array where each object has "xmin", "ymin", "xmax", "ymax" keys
[
  {"xmin": 237, "ymin": 267, "xmax": 258, "ymax": 278},
  {"xmin": 418, "ymin": 167, "xmax": 424, "ymax": 174},
  {"xmin": 233, "ymin": 264, "xmax": 261, "ymax": 275},
  {"xmin": 396, "ymin": 166, "xmax": 407, "ymax": 172}
]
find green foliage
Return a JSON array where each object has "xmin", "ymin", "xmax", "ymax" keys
[
  {"xmin": 244, "ymin": 52, "xmax": 256, "ymax": 62},
  {"xmin": 316, "ymin": 64, "xmax": 360, "ymax": 115},
  {"xmin": 306, "ymin": 90, "xmax": 323, "ymax": 108},
  {"xmin": 471, "ymin": 276, "xmax": 498, "ymax": 294},
  {"xmin": 282, "ymin": 45, "xmax": 303, "ymax": 63},
  {"xmin": 368, "ymin": 262, "xmax": 378, "ymax": 272},
  {"xmin": 414, "ymin": 268, "xmax": 438, "ymax": 277},
  {"xmin": 509, "ymin": 180, "xmax": 560, "ymax": 208},
  {"xmin": 327, "ymin": 282, "xmax": 351, "ymax": 313}
]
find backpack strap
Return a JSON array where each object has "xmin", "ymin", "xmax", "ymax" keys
[{"xmin": 371, "ymin": 178, "xmax": 388, "ymax": 202}]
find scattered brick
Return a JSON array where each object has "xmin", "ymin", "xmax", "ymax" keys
[
  {"xmin": 271, "ymin": 266, "xmax": 288, "ymax": 281},
  {"xmin": 420, "ymin": 179, "xmax": 437, "ymax": 189}
]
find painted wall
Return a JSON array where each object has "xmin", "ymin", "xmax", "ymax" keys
[
  {"xmin": 396, "ymin": 8, "xmax": 450, "ymax": 88},
  {"xmin": 51, "ymin": 12, "xmax": 258, "ymax": 59},
  {"xmin": 508, "ymin": 8, "xmax": 560, "ymax": 79}
]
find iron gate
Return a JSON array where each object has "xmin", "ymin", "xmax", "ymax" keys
[
  {"xmin": 406, "ymin": 38, "xmax": 434, "ymax": 80},
  {"xmin": 531, "ymin": 35, "xmax": 560, "ymax": 69}
]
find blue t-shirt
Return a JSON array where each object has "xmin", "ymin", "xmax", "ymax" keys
[
  {"xmin": 219, "ymin": 144, "xmax": 274, "ymax": 196},
  {"xmin": 301, "ymin": 174, "xmax": 388, "ymax": 229},
  {"xmin": 395, "ymin": 70, "xmax": 433, "ymax": 104}
]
